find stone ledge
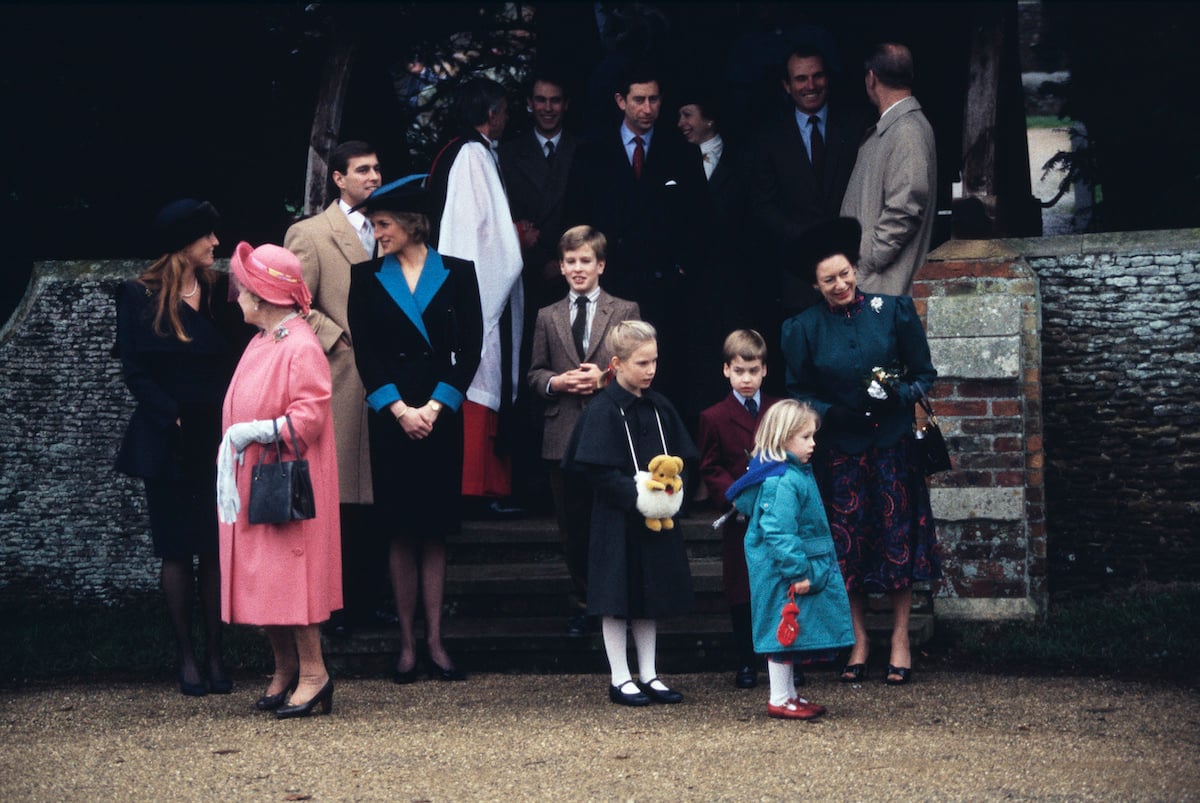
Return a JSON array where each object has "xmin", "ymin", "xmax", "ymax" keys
[
  {"xmin": 934, "ymin": 597, "xmax": 1039, "ymax": 622},
  {"xmin": 931, "ymin": 487, "xmax": 1025, "ymax": 521}
]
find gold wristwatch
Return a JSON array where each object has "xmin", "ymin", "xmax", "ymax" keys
[{"xmin": 428, "ymin": 400, "xmax": 444, "ymax": 413}]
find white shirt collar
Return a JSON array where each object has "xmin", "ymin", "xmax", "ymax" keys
[
  {"xmin": 621, "ymin": 122, "xmax": 653, "ymax": 149},
  {"xmin": 338, "ymin": 198, "xmax": 368, "ymax": 231},
  {"xmin": 535, "ymin": 130, "xmax": 563, "ymax": 150},
  {"xmin": 699, "ymin": 134, "xmax": 723, "ymax": 160},
  {"xmin": 735, "ymin": 389, "xmax": 762, "ymax": 408},
  {"xmin": 568, "ymin": 286, "xmax": 601, "ymax": 304}
]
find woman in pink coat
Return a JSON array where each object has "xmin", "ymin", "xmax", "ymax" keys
[{"xmin": 216, "ymin": 241, "xmax": 342, "ymax": 719}]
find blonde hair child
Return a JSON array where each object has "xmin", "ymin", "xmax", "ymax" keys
[{"xmin": 726, "ymin": 399, "xmax": 855, "ymax": 720}]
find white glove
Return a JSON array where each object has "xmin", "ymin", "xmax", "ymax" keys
[
  {"xmin": 225, "ymin": 417, "xmax": 287, "ymax": 453},
  {"xmin": 216, "ymin": 430, "xmax": 240, "ymax": 524}
]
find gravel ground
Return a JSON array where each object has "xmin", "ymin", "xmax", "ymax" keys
[{"xmin": 2, "ymin": 669, "xmax": 1197, "ymax": 801}]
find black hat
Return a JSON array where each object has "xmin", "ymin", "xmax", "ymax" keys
[
  {"xmin": 154, "ymin": 199, "xmax": 220, "ymax": 255},
  {"xmin": 351, "ymin": 174, "xmax": 429, "ymax": 215},
  {"xmin": 788, "ymin": 217, "xmax": 862, "ymax": 283},
  {"xmin": 676, "ymin": 84, "xmax": 721, "ymax": 123}
]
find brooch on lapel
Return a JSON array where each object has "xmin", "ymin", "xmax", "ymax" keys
[{"xmin": 870, "ymin": 297, "xmax": 883, "ymax": 314}]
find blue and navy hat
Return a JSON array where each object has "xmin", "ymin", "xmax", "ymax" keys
[{"xmin": 351, "ymin": 174, "xmax": 428, "ymax": 215}]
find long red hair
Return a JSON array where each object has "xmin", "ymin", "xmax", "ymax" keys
[{"xmin": 137, "ymin": 251, "xmax": 217, "ymax": 342}]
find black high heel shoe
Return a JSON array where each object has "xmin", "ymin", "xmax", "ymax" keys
[
  {"xmin": 178, "ymin": 668, "xmax": 208, "ymax": 697},
  {"xmin": 209, "ymin": 666, "xmax": 234, "ymax": 695},
  {"xmin": 428, "ymin": 658, "xmax": 466, "ymax": 682},
  {"xmin": 255, "ymin": 674, "xmax": 299, "ymax": 711},
  {"xmin": 393, "ymin": 664, "xmax": 419, "ymax": 685},
  {"xmin": 275, "ymin": 678, "xmax": 334, "ymax": 719}
]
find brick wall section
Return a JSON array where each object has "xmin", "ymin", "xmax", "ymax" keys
[
  {"xmin": 1, "ymin": 261, "xmax": 169, "ymax": 603},
  {"xmin": 915, "ymin": 240, "xmax": 1046, "ymax": 618},
  {"xmin": 1016, "ymin": 230, "xmax": 1200, "ymax": 598}
]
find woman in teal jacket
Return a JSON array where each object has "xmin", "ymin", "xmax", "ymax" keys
[
  {"xmin": 728, "ymin": 400, "xmax": 853, "ymax": 720},
  {"xmin": 780, "ymin": 217, "xmax": 939, "ymax": 687}
]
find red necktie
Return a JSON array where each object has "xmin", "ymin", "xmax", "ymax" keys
[{"xmin": 632, "ymin": 135, "xmax": 645, "ymax": 180}]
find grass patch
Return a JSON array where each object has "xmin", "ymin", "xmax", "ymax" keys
[
  {"xmin": 1027, "ymin": 115, "xmax": 1074, "ymax": 130},
  {"xmin": 0, "ymin": 593, "xmax": 270, "ymax": 687},
  {"xmin": 947, "ymin": 585, "xmax": 1200, "ymax": 684}
]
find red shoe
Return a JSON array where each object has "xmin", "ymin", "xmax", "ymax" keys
[
  {"xmin": 767, "ymin": 697, "xmax": 824, "ymax": 720},
  {"xmin": 792, "ymin": 697, "xmax": 826, "ymax": 717}
]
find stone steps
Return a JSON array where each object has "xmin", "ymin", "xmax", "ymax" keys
[{"xmin": 323, "ymin": 512, "xmax": 934, "ymax": 675}]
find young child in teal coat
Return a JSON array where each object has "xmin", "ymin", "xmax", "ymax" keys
[{"xmin": 727, "ymin": 400, "xmax": 854, "ymax": 719}]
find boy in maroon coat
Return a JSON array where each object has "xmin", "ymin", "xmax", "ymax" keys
[{"xmin": 697, "ymin": 330, "xmax": 781, "ymax": 689}]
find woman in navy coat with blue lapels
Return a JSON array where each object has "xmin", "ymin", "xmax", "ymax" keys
[
  {"xmin": 347, "ymin": 176, "xmax": 483, "ymax": 684},
  {"xmin": 115, "ymin": 199, "xmax": 250, "ymax": 696},
  {"xmin": 781, "ymin": 217, "xmax": 939, "ymax": 687}
]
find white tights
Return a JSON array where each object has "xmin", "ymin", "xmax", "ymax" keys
[
  {"xmin": 767, "ymin": 657, "xmax": 798, "ymax": 707},
  {"xmin": 601, "ymin": 616, "xmax": 661, "ymax": 687}
]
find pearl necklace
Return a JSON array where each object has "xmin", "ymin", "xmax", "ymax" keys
[{"xmin": 181, "ymin": 279, "xmax": 200, "ymax": 299}]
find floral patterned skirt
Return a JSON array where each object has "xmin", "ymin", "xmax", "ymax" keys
[{"xmin": 813, "ymin": 436, "xmax": 940, "ymax": 594}]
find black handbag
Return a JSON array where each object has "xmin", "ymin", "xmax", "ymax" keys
[
  {"xmin": 248, "ymin": 416, "xmax": 316, "ymax": 525},
  {"xmin": 914, "ymin": 393, "xmax": 953, "ymax": 476}
]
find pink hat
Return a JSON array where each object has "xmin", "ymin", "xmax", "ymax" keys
[{"xmin": 230, "ymin": 241, "xmax": 312, "ymax": 316}]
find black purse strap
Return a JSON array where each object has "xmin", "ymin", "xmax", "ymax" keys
[
  {"xmin": 915, "ymin": 392, "xmax": 938, "ymax": 425},
  {"xmin": 255, "ymin": 415, "xmax": 302, "ymax": 467}
]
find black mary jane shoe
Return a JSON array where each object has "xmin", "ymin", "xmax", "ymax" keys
[
  {"xmin": 178, "ymin": 669, "xmax": 208, "ymax": 698},
  {"xmin": 255, "ymin": 674, "xmax": 299, "ymax": 711},
  {"xmin": 884, "ymin": 665, "xmax": 912, "ymax": 686},
  {"xmin": 839, "ymin": 663, "xmax": 868, "ymax": 683},
  {"xmin": 609, "ymin": 680, "xmax": 652, "ymax": 707},
  {"xmin": 735, "ymin": 665, "xmax": 758, "ymax": 689},
  {"xmin": 429, "ymin": 659, "xmax": 466, "ymax": 682},
  {"xmin": 637, "ymin": 678, "xmax": 683, "ymax": 704},
  {"xmin": 275, "ymin": 678, "xmax": 334, "ymax": 719}
]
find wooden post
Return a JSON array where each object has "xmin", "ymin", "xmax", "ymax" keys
[
  {"xmin": 302, "ymin": 33, "xmax": 356, "ymax": 217},
  {"xmin": 961, "ymin": 4, "xmax": 1006, "ymax": 229}
]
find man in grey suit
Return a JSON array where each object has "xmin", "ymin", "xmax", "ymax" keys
[
  {"xmin": 840, "ymin": 42, "xmax": 937, "ymax": 296},
  {"xmin": 284, "ymin": 140, "xmax": 381, "ymax": 634},
  {"xmin": 752, "ymin": 45, "xmax": 868, "ymax": 318},
  {"xmin": 500, "ymin": 69, "xmax": 579, "ymax": 316}
]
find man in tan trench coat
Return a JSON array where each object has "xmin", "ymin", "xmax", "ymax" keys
[
  {"xmin": 285, "ymin": 140, "xmax": 382, "ymax": 634},
  {"xmin": 840, "ymin": 43, "xmax": 937, "ymax": 296}
]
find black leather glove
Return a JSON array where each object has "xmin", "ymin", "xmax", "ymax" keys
[{"xmin": 867, "ymin": 386, "xmax": 903, "ymax": 414}]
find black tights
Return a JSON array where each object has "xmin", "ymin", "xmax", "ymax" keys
[{"xmin": 161, "ymin": 552, "xmax": 224, "ymax": 685}]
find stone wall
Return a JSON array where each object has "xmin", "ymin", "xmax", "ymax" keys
[
  {"xmin": 1019, "ymin": 230, "xmax": 1200, "ymax": 598},
  {"xmin": 1, "ymin": 261, "xmax": 171, "ymax": 603}
]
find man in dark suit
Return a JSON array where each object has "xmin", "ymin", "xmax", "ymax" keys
[
  {"xmin": 752, "ymin": 46, "xmax": 868, "ymax": 318},
  {"xmin": 501, "ymin": 69, "xmax": 579, "ymax": 316},
  {"xmin": 565, "ymin": 62, "xmax": 710, "ymax": 414}
]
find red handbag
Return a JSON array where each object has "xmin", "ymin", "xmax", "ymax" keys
[{"xmin": 776, "ymin": 588, "xmax": 800, "ymax": 647}]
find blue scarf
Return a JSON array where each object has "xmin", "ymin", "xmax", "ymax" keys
[{"xmin": 725, "ymin": 454, "xmax": 788, "ymax": 502}]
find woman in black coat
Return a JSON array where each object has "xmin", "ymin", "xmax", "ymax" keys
[
  {"xmin": 347, "ymin": 176, "xmax": 484, "ymax": 684},
  {"xmin": 114, "ymin": 199, "xmax": 249, "ymax": 696}
]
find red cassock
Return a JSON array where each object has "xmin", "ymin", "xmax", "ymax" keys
[{"xmin": 219, "ymin": 318, "xmax": 343, "ymax": 625}]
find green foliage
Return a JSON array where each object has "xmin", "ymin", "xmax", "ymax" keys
[
  {"xmin": 953, "ymin": 586, "xmax": 1200, "ymax": 683},
  {"xmin": 1026, "ymin": 115, "xmax": 1073, "ymax": 130},
  {"xmin": 0, "ymin": 593, "xmax": 270, "ymax": 687}
]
